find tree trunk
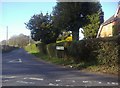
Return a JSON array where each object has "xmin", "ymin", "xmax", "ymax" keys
[{"xmin": 72, "ymin": 30, "xmax": 79, "ymax": 41}]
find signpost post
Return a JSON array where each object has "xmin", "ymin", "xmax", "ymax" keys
[{"xmin": 56, "ymin": 46, "xmax": 64, "ymax": 58}]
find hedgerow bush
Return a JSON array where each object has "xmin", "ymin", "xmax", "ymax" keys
[
  {"xmin": 37, "ymin": 43, "xmax": 57, "ymax": 58},
  {"xmin": 36, "ymin": 43, "xmax": 47, "ymax": 55},
  {"xmin": 97, "ymin": 36, "xmax": 119, "ymax": 67},
  {"xmin": 25, "ymin": 44, "xmax": 39, "ymax": 54},
  {"xmin": 66, "ymin": 36, "xmax": 119, "ymax": 66},
  {"xmin": 66, "ymin": 39, "xmax": 99, "ymax": 63},
  {"xmin": 97, "ymin": 41, "xmax": 118, "ymax": 66},
  {"xmin": 36, "ymin": 36, "xmax": 119, "ymax": 68},
  {"xmin": 47, "ymin": 43, "xmax": 57, "ymax": 58}
]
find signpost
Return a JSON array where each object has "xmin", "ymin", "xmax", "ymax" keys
[
  {"xmin": 56, "ymin": 46, "xmax": 64, "ymax": 50},
  {"xmin": 56, "ymin": 46, "xmax": 64, "ymax": 58}
]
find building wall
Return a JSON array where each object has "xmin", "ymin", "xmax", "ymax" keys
[
  {"xmin": 100, "ymin": 22, "xmax": 115, "ymax": 37},
  {"xmin": 116, "ymin": 19, "xmax": 120, "ymax": 33},
  {"xmin": 98, "ymin": 5, "xmax": 120, "ymax": 38}
]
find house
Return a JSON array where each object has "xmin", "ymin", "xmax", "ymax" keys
[{"xmin": 97, "ymin": 2, "xmax": 120, "ymax": 38}]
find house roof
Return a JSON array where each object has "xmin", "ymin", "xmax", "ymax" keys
[
  {"xmin": 96, "ymin": 3, "xmax": 120, "ymax": 38},
  {"xmin": 102, "ymin": 3, "xmax": 120, "ymax": 26},
  {"xmin": 118, "ymin": 12, "xmax": 120, "ymax": 18},
  {"xmin": 102, "ymin": 13, "xmax": 120, "ymax": 26},
  {"xmin": 102, "ymin": 15, "xmax": 115, "ymax": 26}
]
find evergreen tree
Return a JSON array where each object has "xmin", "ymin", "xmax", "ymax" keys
[
  {"xmin": 53, "ymin": 1, "xmax": 102, "ymax": 41},
  {"xmin": 83, "ymin": 13, "xmax": 101, "ymax": 38},
  {"xmin": 25, "ymin": 13, "xmax": 59, "ymax": 44}
]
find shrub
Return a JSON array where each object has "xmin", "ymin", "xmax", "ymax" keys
[
  {"xmin": 97, "ymin": 36, "xmax": 119, "ymax": 67},
  {"xmin": 36, "ymin": 36, "xmax": 119, "ymax": 68},
  {"xmin": 97, "ymin": 42, "xmax": 118, "ymax": 66},
  {"xmin": 66, "ymin": 36, "xmax": 119, "ymax": 66},
  {"xmin": 66, "ymin": 40, "xmax": 98, "ymax": 63},
  {"xmin": 37, "ymin": 43, "xmax": 47, "ymax": 55},
  {"xmin": 47, "ymin": 43, "xmax": 57, "ymax": 58},
  {"xmin": 25, "ymin": 44, "xmax": 39, "ymax": 53}
]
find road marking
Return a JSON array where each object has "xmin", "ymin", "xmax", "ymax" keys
[
  {"xmin": 107, "ymin": 82, "xmax": 110, "ymax": 84},
  {"xmin": 98, "ymin": 82, "xmax": 102, "ymax": 84},
  {"xmin": 72, "ymin": 80, "xmax": 75, "ymax": 83},
  {"xmin": 23, "ymin": 78, "xmax": 27, "ymax": 79},
  {"xmin": 29, "ymin": 77, "xmax": 44, "ymax": 81},
  {"xmin": 49, "ymin": 83, "xmax": 55, "ymax": 86},
  {"xmin": 82, "ymin": 80, "xmax": 118, "ymax": 85},
  {"xmin": 16, "ymin": 81, "xmax": 34, "ymax": 84},
  {"xmin": 4, "ymin": 76, "xmax": 16, "ymax": 78},
  {"xmin": 83, "ymin": 81, "xmax": 89, "ymax": 83},
  {"xmin": 23, "ymin": 77, "xmax": 44, "ymax": 81},
  {"xmin": 18, "ymin": 58, "xmax": 22, "ymax": 62},
  {"xmin": 48, "ymin": 83, "xmax": 59, "ymax": 86},
  {"xmin": 56, "ymin": 80, "xmax": 61, "ymax": 82},
  {"xmin": 3, "ymin": 80, "xmax": 9, "ymax": 82},
  {"xmin": 55, "ymin": 84, "xmax": 59, "ymax": 86},
  {"xmin": 111, "ymin": 82, "xmax": 118, "ymax": 85},
  {"xmin": 83, "ymin": 81, "xmax": 103, "ymax": 84},
  {"xmin": 9, "ymin": 58, "xmax": 22, "ymax": 63},
  {"xmin": 66, "ymin": 85, "xmax": 74, "ymax": 86}
]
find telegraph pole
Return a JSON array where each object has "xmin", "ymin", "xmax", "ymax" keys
[
  {"xmin": 29, "ymin": 35, "xmax": 30, "ymax": 45},
  {"xmin": 6, "ymin": 26, "xmax": 8, "ymax": 45}
]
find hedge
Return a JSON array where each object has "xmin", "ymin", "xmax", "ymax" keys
[
  {"xmin": 47, "ymin": 43, "xmax": 57, "ymax": 58},
  {"xmin": 36, "ymin": 36, "xmax": 120, "ymax": 67},
  {"xmin": 66, "ymin": 36, "xmax": 120, "ymax": 66},
  {"xmin": 36, "ymin": 43, "xmax": 47, "ymax": 55}
]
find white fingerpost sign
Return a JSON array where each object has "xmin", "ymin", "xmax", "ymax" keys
[{"xmin": 56, "ymin": 46, "xmax": 64, "ymax": 50}]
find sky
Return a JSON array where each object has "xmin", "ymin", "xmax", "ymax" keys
[{"xmin": 0, "ymin": 1, "xmax": 119, "ymax": 42}]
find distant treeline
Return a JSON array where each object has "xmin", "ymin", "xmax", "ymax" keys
[
  {"xmin": 0, "ymin": 33, "xmax": 34, "ymax": 48},
  {"xmin": 2, "ymin": 45, "xmax": 18, "ymax": 53}
]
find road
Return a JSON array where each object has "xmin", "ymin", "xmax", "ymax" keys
[{"xmin": 2, "ymin": 48, "xmax": 118, "ymax": 86}]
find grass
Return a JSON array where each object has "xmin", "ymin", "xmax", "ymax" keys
[
  {"xmin": 32, "ymin": 52, "xmax": 74, "ymax": 66},
  {"xmin": 24, "ymin": 44, "xmax": 118, "ymax": 75},
  {"xmin": 25, "ymin": 44, "xmax": 72, "ymax": 65},
  {"xmin": 24, "ymin": 44, "xmax": 39, "ymax": 54},
  {"xmin": 25, "ymin": 43, "xmax": 75, "ymax": 67}
]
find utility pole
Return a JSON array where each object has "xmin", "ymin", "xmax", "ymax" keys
[
  {"xmin": 6, "ymin": 26, "xmax": 8, "ymax": 45},
  {"xmin": 29, "ymin": 35, "xmax": 30, "ymax": 45},
  {"xmin": 29, "ymin": 32, "xmax": 31, "ymax": 45},
  {"xmin": 5, "ymin": 26, "xmax": 8, "ymax": 51}
]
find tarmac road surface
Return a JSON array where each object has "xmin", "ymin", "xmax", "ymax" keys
[{"xmin": 2, "ymin": 48, "xmax": 119, "ymax": 86}]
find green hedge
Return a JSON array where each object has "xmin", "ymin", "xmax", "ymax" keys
[
  {"xmin": 37, "ymin": 43, "xmax": 57, "ymax": 58},
  {"xmin": 47, "ymin": 43, "xmax": 57, "ymax": 58},
  {"xmin": 36, "ymin": 43, "xmax": 47, "ymax": 55},
  {"xmin": 37, "ymin": 42, "xmax": 66, "ymax": 58},
  {"xmin": 36, "ymin": 36, "xmax": 119, "ymax": 67},
  {"xmin": 25, "ymin": 44, "xmax": 39, "ymax": 53},
  {"xmin": 66, "ymin": 36, "xmax": 119, "ymax": 66}
]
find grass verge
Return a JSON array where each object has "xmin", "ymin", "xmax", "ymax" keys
[
  {"xmin": 24, "ymin": 44, "xmax": 118, "ymax": 75},
  {"xmin": 25, "ymin": 44, "xmax": 75, "ymax": 66}
]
